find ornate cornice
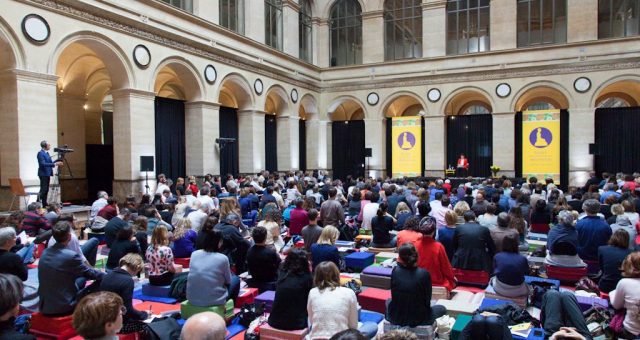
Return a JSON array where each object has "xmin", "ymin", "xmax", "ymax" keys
[{"xmin": 26, "ymin": 0, "xmax": 322, "ymax": 92}]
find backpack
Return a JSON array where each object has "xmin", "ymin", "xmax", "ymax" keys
[
  {"xmin": 529, "ymin": 281, "xmax": 557, "ymax": 309},
  {"xmin": 143, "ymin": 316, "xmax": 182, "ymax": 340},
  {"xmin": 169, "ymin": 272, "xmax": 189, "ymax": 301}
]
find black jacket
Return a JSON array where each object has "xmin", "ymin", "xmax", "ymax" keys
[
  {"xmin": 386, "ymin": 265, "xmax": 434, "ymax": 327},
  {"xmin": 452, "ymin": 222, "xmax": 496, "ymax": 272},
  {"xmin": 99, "ymin": 268, "xmax": 148, "ymax": 321}
]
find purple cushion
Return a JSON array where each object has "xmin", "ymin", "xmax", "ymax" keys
[
  {"xmin": 362, "ymin": 265, "xmax": 393, "ymax": 277},
  {"xmin": 575, "ymin": 295, "xmax": 608, "ymax": 312}
]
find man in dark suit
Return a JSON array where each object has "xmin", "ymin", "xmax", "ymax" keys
[
  {"xmin": 37, "ymin": 141, "xmax": 62, "ymax": 207},
  {"xmin": 38, "ymin": 221, "xmax": 105, "ymax": 315}
]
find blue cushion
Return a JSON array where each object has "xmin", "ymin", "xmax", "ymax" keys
[
  {"xmin": 479, "ymin": 298, "xmax": 515, "ymax": 310},
  {"xmin": 359, "ymin": 310, "xmax": 384, "ymax": 324},
  {"xmin": 524, "ymin": 276, "xmax": 560, "ymax": 290},
  {"xmin": 133, "ymin": 290, "xmax": 178, "ymax": 304},
  {"xmin": 345, "ymin": 252, "xmax": 375, "ymax": 270},
  {"xmin": 141, "ymin": 283, "xmax": 172, "ymax": 297}
]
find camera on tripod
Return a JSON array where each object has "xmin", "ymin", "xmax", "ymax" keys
[{"xmin": 54, "ymin": 145, "xmax": 74, "ymax": 154}]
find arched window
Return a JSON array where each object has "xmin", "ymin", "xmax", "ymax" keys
[
  {"xmin": 597, "ymin": 96, "xmax": 632, "ymax": 108},
  {"xmin": 599, "ymin": 0, "xmax": 640, "ymax": 38},
  {"xmin": 446, "ymin": 0, "xmax": 490, "ymax": 55},
  {"xmin": 460, "ymin": 102, "xmax": 491, "ymax": 115},
  {"xmin": 517, "ymin": 0, "xmax": 567, "ymax": 47},
  {"xmin": 525, "ymin": 102, "xmax": 556, "ymax": 111},
  {"xmin": 330, "ymin": 0, "xmax": 363, "ymax": 67},
  {"xmin": 384, "ymin": 0, "xmax": 423, "ymax": 61},
  {"xmin": 299, "ymin": 0, "xmax": 313, "ymax": 62},
  {"xmin": 220, "ymin": 0, "xmax": 244, "ymax": 34},
  {"xmin": 161, "ymin": 0, "xmax": 193, "ymax": 12},
  {"xmin": 265, "ymin": 0, "xmax": 283, "ymax": 50}
]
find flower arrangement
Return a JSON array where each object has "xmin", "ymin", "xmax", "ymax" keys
[{"xmin": 490, "ymin": 165, "xmax": 500, "ymax": 177}]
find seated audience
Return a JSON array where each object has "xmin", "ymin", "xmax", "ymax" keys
[
  {"xmin": 508, "ymin": 206, "xmax": 529, "ymax": 250},
  {"xmin": 608, "ymin": 203, "xmax": 625, "ymax": 225},
  {"xmin": 320, "ymin": 188, "xmax": 345, "ymax": 229},
  {"xmin": 347, "ymin": 190, "xmax": 362, "ymax": 218},
  {"xmin": 361, "ymin": 192, "xmax": 380, "ymax": 229},
  {"xmin": 72, "ymin": 292, "xmax": 124, "ymax": 339},
  {"xmin": 196, "ymin": 216, "xmax": 218, "ymax": 250},
  {"xmin": 386, "ymin": 243, "xmax": 447, "ymax": 327},
  {"xmin": 92, "ymin": 197, "xmax": 118, "ymax": 231},
  {"xmin": 106, "ymin": 225, "xmax": 140, "ymax": 270},
  {"xmin": 452, "ymin": 211, "xmax": 496, "ymax": 273},
  {"xmin": 357, "ymin": 191, "xmax": 372, "ymax": 223},
  {"xmin": 437, "ymin": 211, "xmax": 457, "ymax": 261},
  {"xmin": 371, "ymin": 203, "xmax": 397, "ymax": 248},
  {"xmin": 268, "ymin": 249, "xmax": 313, "ymax": 330},
  {"xmin": 180, "ymin": 312, "xmax": 227, "ymax": 340},
  {"xmin": 289, "ymin": 199, "xmax": 309, "ymax": 236},
  {"xmin": 104, "ymin": 208, "xmax": 132, "ymax": 247},
  {"xmin": 100, "ymin": 253, "xmax": 148, "ymax": 333},
  {"xmin": 598, "ymin": 229, "xmax": 632, "ymax": 293},
  {"xmin": 491, "ymin": 234, "xmax": 529, "ymax": 297},
  {"xmin": 394, "ymin": 202, "xmax": 412, "ymax": 230},
  {"xmin": 0, "ymin": 274, "xmax": 34, "ymax": 339},
  {"xmin": 301, "ymin": 209, "xmax": 322, "ymax": 253},
  {"xmin": 411, "ymin": 216, "xmax": 455, "ymax": 291},
  {"xmin": 0, "ymin": 228, "xmax": 27, "ymax": 281},
  {"xmin": 21, "ymin": 202, "xmax": 51, "ymax": 237},
  {"xmin": 146, "ymin": 225, "xmax": 176, "ymax": 286},
  {"xmin": 188, "ymin": 228, "xmax": 240, "ymax": 305},
  {"xmin": 215, "ymin": 214, "xmax": 251, "ymax": 273},
  {"xmin": 417, "ymin": 200, "xmax": 432, "ymax": 221},
  {"xmin": 48, "ymin": 214, "xmax": 100, "ymax": 267},
  {"xmin": 576, "ymin": 199, "xmax": 612, "ymax": 261},
  {"xmin": 39, "ymin": 221, "xmax": 105, "ymax": 315},
  {"xmin": 187, "ymin": 201, "xmax": 209, "ymax": 232},
  {"xmin": 477, "ymin": 203, "xmax": 498, "ymax": 229},
  {"xmin": 611, "ymin": 252, "xmax": 640, "ymax": 339},
  {"xmin": 90, "ymin": 191, "xmax": 109, "ymax": 222},
  {"xmin": 247, "ymin": 226, "xmax": 281, "ymax": 291},
  {"xmin": 171, "ymin": 218, "xmax": 198, "ymax": 258},
  {"xmin": 311, "ymin": 226, "xmax": 341, "ymax": 270},
  {"xmin": 530, "ymin": 199, "xmax": 551, "ymax": 234},
  {"xmin": 132, "ymin": 216, "xmax": 148, "ymax": 259},
  {"xmin": 452, "ymin": 201, "xmax": 469, "ymax": 224},
  {"xmin": 546, "ymin": 211, "xmax": 586, "ymax": 268},
  {"xmin": 330, "ymin": 329, "xmax": 367, "ymax": 340},
  {"xmin": 144, "ymin": 206, "xmax": 173, "ymax": 233},
  {"xmin": 489, "ymin": 213, "xmax": 519, "ymax": 253},
  {"xmin": 44, "ymin": 203, "xmax": 61, "ymax": 225},
  {"xmin": 610, "ymin": 215, "xmax": 637, "ymax": 250},
  {"xmin": 307, "ymin": 261, "xmax": 377, "ymax": 339},
  {"xmin": 397, "ymin": 216, "xmax": 422, "ymax": 249},
  {"xmin": 622, "ymin": 200, "xmax": 639, "ymax": 226},
  {"xmin": 431, "ymin": 195, "xmax": 452, "ymax": 229},
  {"xmin": 541, "ymin": 290, "xmax": 592, "ymax": 339},
  {"xmin": 258, "ymin": 210, "xmax": 284, "ymax": 252}
]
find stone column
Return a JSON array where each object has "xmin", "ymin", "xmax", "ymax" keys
[
  {"xmin": 490, "ymin": 0, "xmax": 517, "ymax": 50},
  {"xmin": 423, "ymin": 0, "xmax": 447, "ymax": 57},
  {"xmin": 325, "ymin": 121, "xmax": 333, "ymax": 171},
  {"xmin": 305, "ymin": 119, "xmax": 328, "ymax": 170},
  {"xmin": 282, "ymin": 0, "xmax": 300, "ymax": 58},
  {"xmin": 56, "ymin": 94, "xmax": 88, "ymax": 201},
  {"xmin": 569, "ymin": 107, "xmax": 595, "ymax": 186},
  {"xmin": 364, "ymin": 118, "xmax": 386, "ymax": 177},
  {"xmin": 111, "ymin": 89, "xmax": 156, "ymax": 200},
  {"xmin": 424, "ymin": 115, "xmax": 446, "ymax": 177},
  {"xmin": 193, "ymin": 0, "xmax": 218, "ymax": 23},
  {"xmin": 492, "ymin": 113, "xmax": 516, "ymax": 177},
  {"xmin": 237, "ymin": 110, "xmax": 266, "ymax": 174},
  {"xmin": 0, "ymin": 70, "xmax": 58, "ymax": 208},
  {"xmin": 567, "ymin": 0, "xmax": 598, "ymax": 43},
  {"xmin": 362, "ymin": 11, "xmax": 384, "ymax": 63},
  {"xmin": 276, "ymin": 115, "xmax": 300, "ymax": 171},
  {"xmin": 185, "ymin": 101, "xmax": 220, "ymax": 177},
  {"xmin": 245, "ymin": 0, "xmax": 266, "ymax": 44},
  {"xmin": 314, "ymin": 18, "xmax": 329, "ymax": 67}
]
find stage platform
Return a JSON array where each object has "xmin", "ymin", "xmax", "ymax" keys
[{"xmin": 423, "ymin": 177, "xmax": 525, "ymax": 188}]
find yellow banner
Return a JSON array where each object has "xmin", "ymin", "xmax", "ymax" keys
[
  {"xmin": 392, "ymin": 117, "xmax": 422, "ymax": 177},
  {"xmin": 522, "ymin": 110, "xmax": 561, "ymax": 184}
]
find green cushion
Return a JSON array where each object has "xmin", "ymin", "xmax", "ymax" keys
[
  {"xmin": 359, "ymin": 228, "xmax": 372, "ymax": 235},
  {"xmin": 451, "ymin": 314, "xmax": 472, "ymax": 340},
  {"xmin": 180, "ymin": 299, "xmax": 235, "ymax": 319}
]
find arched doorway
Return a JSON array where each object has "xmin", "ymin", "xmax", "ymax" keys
[
  {"xmin": 593, "ymin": 79, "xmax": 640, "ymax": 175},
  {"xmin": 264, "ymin": 85, "xmax": 289, "ymax": 172},
  {"xmin": 217, "ymin": 74, "xmax": 253, "ymax": 176},
  {"xmin": 444, "ymin": 90, "xmax": 493, "ymax": 177},
  {"xmin": 328, "ymin": 97, "xmax": 366, "ymax": 179},
  {"xmin": 383, "ymin": 94, "xmax": 425, "ymax": 177}
]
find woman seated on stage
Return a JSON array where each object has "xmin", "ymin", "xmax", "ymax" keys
[
  {"xmin": 310, "ymin": 226, "xmax": 341, "ymax": 270},
  {"xmin": 145, "ymin": 225, "xmax": 176, "ymax": 286},
  {"xmin": 268, "ymin": 249, "xmax": 313, "ymax": 331},
  {"xmin": 490, "ymin": 234, "xmax": 529, "ymax": 297},
  {"xmin": 371, "ymin": 203, "xmax": 397, "ymax": 248}
]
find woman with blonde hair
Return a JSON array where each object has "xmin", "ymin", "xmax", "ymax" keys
[
  {"xmin": 310, "ymin": 226, "xmax": 340, "ymax": 270},
  {"xmin": 188, "ymin": 176, "xmax": 198, "ymax": 197},
  {"xmin": 171, "ymin": 218, "xmax": 197, "ymax": 258},
  {"xmin": 395, "ymin": 202, "xmax": 412, "ymax": 230},
  {"xmin": 146, "ymin": 225, "xmax": 176, "ymax": 286},
  {"xmin": 258, "ymin": 209, "xmax": 284, "ymax": 251},
  {"xmin": 611, "ymin": 252, "xmax": 640, "ymax": 338}
]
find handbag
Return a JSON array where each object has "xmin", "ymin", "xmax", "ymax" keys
[
  {"xmin": 143, "ymin": 317, "xmax": 182, "ymax": 340},
  {"xmin": 575, "ymin": 277, "xmax": 600, "ymax": 295},
  {"xmin": 238, "ymin": 302, "xmax": 266, "ymax": 328},
  {"xmin": 344, "ymin": 279, "xmax": 362, "ymax": 295}
]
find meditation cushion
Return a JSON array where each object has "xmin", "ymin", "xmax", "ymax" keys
[
  {"xmin": 345, "ymin": 252, "xmax": 375, "ymax": 271},
  {"xmin": 357, "ymin": 288, "xmax": 391, "ymax": 314},
  {"xmin": 29, "ymin": 312, "xmax": 77, "ymax": 339},
  {"xmin": 545, "ymin": 265, "xmax": 587, "ymax": 284},
  {"xmin": 254, "ymin": 290, "xmax": 276, "ymax": 312},
  {"xmin": 575, "ymin": 295, "xmax": 608, "ymax": 312},
  {"xmin": 436, "ymin": 299, "xmax": 480, "ymax": 317},
  {"xmin": 141, "ymin": 283, "xmax": 172, "ymax": 297},
  {"xmin": 483, "ymin": 286, "xmax": 527, "ymax": 308},
  {"xmin": 375, "ymin": 252, "xmax": 398, "ymax": 264},
  {"xmin": 479, "ymin": 297, "xmax": 518, "ymax": 310},
  {"xmin": 451, "ymin": 314, "xmax": 472, "ymax": 340},
  {"xmin": 335, "ymin": 240, "xmax": 356, "ymax": 248},
  {"xmin": 366, "ymin": 247, "xmax": 396, "ymax": 254},
  {"xmin": 359, "ymin": 310, "xmax": 385, "ymax": 324},
  {"xmin": 134, "ymin": 301, "xmax": 181, "ymax": 314},
  {"xmin": 452, "ymin": 268, "xmax": 490, "ymax": 287},
  {"xmin": 235, "ymin": 287, "xmax": 259, "ymax": 308},
  {"xmin": 432, "ymin": 286, "xmax": 450, "ymax": 300},
  {"xmin": 358, "ymin": 228, "xmax": 372, "ymax": 236},
  {"xmin": 360, "ymin": 265, "xmax": 393, "ymax": 289},
  {"xmin": 226, "ymin": 318, "xmax": 246, "ymax": 339},
  {"xmin": 174, "ymin": 257, "xmax": 190, "ymax": 268},
  {"xmin": 524, "ymin": 276, "xmax": 560, "ymax": 290},
  {"xmin": 180, "ymin": 299, "xmax": 235, "ymax": 319},
  {"xmin": 383, "ymin": 320, "xmax": 435, "ymax": 339},
  {"xmin": 260, "ymin": 324, "xmax": 308, "ymax": 340}
]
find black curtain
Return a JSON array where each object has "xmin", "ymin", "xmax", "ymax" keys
[
  {"xmin": 299, "ymin": 119, "xmax": 307, "ymax": 171},
  {"xmin": 155, "ymin": 97, "xmax": 185, "ymax": 182},
  {"xmin": 86, "ymin": 144, "xmax": 113, "ymax": 200},
  {"xmin": 386, "ymin": 118, "xmax": 392, "ymax": 177},
  {"xmin": 515, "ymin": 110, "xmax": 569, "ymax": 191},
  {"xmin": 421, "ymin": 117, "xmax": 425, "ymax": 176},
  {"xmin": 446, "ymin": 114, "xmax": 493, "ymax": 177},
  {"xmin": 265, "ymin": 115, "xmax": 278, "ymax": 172},
  {"xmin": 332, "ymin": 120, "xmax": 365, "ymax": 180},
  {"xmin": 102, "ymin": 111, "xmax": 113, "ymax": 145},
  {"xmin": 219, "ymin": 106, "xmax": 239, "ymax": 177},
  {"xmin": 595, "ymin": 106, "xmax": 640, "ymax": 175}
]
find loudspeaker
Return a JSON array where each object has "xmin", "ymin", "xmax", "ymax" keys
[
  {"xmin": 140, "ymin": 156, "xmax": 154, "ymax": 172},
  {"xmin": 364, "ymin": 148, "xmax": 372, "ymax": 157},
  {"xmin": 589, "ymin": 143, "xmax": 598, "ymax": 155}
]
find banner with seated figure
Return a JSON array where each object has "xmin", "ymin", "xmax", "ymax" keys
[
  {"xmin": 522, "ymin": 110, "xmax": 561, "ymax": 184},
  {"xmin": 391, "ymin": 116, "xmax": 422, "ymax": 177}
]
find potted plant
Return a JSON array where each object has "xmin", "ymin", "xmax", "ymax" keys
[{"xmin": 490, "ymin": 165, "xmax": 500, "ymax": 178}]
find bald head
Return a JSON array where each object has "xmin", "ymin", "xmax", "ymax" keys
[{"xmin": 180, "ymin": 312, "xmax": 226, "ymax": 340}]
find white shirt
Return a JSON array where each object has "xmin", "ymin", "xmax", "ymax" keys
[
  {"xmin": 188, "ymin": 210, "xmax": 209, "ymax": 232},
  {"xmin": 273, "ymin": 192, "xmax": 285, "ymax": 209},
  {"xmin": 48, "ymin": 232, "xmax": 87, "ymax": 263},
  {"xmin": 250, "ymin": 180, "xmax": 264, "ymax": 192},
  {"xmin": 431, "ymin": 205, "xmax": 452, "ymax": 228},
  {"xmin": 90, "ymin": 198, "xmax": 108, "ymax": 221},
  {"xmin": 611, "ymin": 278, "xmax": 640, "ymax": 335},
  {"xmin": 362, "ymin": 202, "xmax": 380, "ymax": 230},
  {"xmin": 307, "ymin": 287, "xmax": 359, "ymax": 340},
  {"xmin": 155, "ymin": 183, "xmax": 171, "ymax": 196},
  {"xmin": 184, "ymin": 195, "xmax": 197, "ymax": 206},
  {"xmin": 197, "ymin": 195, "xmax": 215, "ymax": 214}
]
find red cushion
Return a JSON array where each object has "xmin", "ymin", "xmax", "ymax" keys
[
  {"xmin": 236, "ymin": 287, "xmax": 259, "ymax": 308},
  {"xmin": 453, "ymin": 269, "xmax": 490, "ymax": 286},
  {"xmin": 174, "ymin": 258, "xmax": 191, "ymax": 268},
  {"xmin": 357, "ymin": 288, "xmax": 391, "ymax": 314},
  {"xmin": 118, "ymin": 332, "xmax": 143, "ymax": 340},
  {"xmin": 30, "ymin": 313, "xmax": 76, "ymax": 339},
  {"xmin": 545, "ymin": 265, "xmax": 588, "ymax": 283},
  {"xmin": 530, "ymin": 223, "xmax": 550, "ymax": 234}
]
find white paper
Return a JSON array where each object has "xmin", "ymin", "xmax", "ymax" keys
[{"xmin": 17, "ymin": 231, "xmax": 28, "ymax": 245}]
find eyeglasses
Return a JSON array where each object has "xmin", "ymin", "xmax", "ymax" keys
[{"xmin": 120, "ymin": 306, "xmax": 127, "ymax": 315}]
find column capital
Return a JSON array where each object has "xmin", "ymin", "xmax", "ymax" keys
[
  {"xmin": 110, "ymin": 88, "xmax": 155, "ymax": 99},
  {"xmin": 276, "ymin": 114, "xmax": 300, "ymax": 120},
  {"xmin": 0, "ymin": 69, "xmax": 58, "ymax": 85},
  {"xmin": 237, "ymin": 109, "xmax": 266, "ymax": 117},
  {"xmin": 185, "ymin": 101, "xmax": 220, "ymax": 110},
  {"xmin": 312, "ymin": 17, "xmax": 329, "ymax": 26},
  {"xmin": 283, "ymin": 0, "xmax": 300, "ymax": 12}
]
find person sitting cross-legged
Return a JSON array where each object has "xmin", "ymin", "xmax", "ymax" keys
[
  {"xmin": 268, "ymin": 248, "xmax": 313, "ymax": 331},
  {"xmin": 490, "ymin": 234, "xmax": 530, "ymax": 297},
  {"xmin": 247, "ymin": 226, "xmax": 281, "ymax": 292}
]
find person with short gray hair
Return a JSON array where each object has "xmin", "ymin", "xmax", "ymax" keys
[
  {"xmin": 576, "ymin": 200, "xmax": 612, "ymax": 261},
  {"xmin": 0, "ymin": 228, "xmax": 28, "ymax": 281},
  {"xmin": 545, "ymin": 210, "xmax": 586, "ymax": 268},
  {"xmin": 214, "ymin": 213, "xmax": 250, "ymax": 273},
  {"xmin": 490, "ymin": 213, "xmax": 519, "ymax": 253},
  {"xmin": 90, "ymin": 191, "xmax": 109, "ymax": 222}
]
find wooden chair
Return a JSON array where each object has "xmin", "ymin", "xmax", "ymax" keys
[{"xmin": 8, "ymin": 178, "xmax": 38, "ymax": 211}]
